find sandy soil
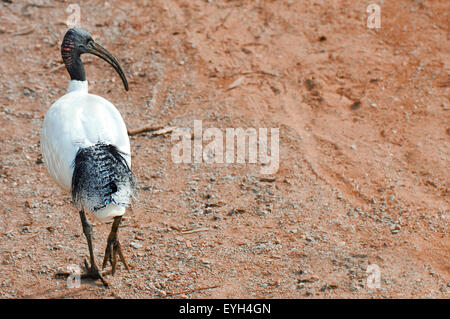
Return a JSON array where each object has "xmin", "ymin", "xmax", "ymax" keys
[{"xmin": 0, "ymin": 0, "xmax": 448, "ymax": 298}]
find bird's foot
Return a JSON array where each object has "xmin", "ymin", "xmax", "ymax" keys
[
  {"xmin": 102, "ymin": 234, "xmax": 129, "ymax": 276},
  {"xmin": 82, "ymin": 259, "xmax": 110, "ymax": 287},
  {"xmin": 55, "ymin": 259, "xmax": 109, "ymax": 288}
]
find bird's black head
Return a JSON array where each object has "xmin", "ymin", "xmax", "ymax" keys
[{"xmin": 61, "ymin": 28, "xmax": 129, "ymax": 91}]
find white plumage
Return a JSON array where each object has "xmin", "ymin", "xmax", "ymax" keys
[{"xmin": 41, "ymin": 80, "xmax": 131, "ymax": 221}]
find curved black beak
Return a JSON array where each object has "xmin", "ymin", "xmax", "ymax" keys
[{"xmin": 88, "ymin": 41, "xmax": 129, "ymax": 91}]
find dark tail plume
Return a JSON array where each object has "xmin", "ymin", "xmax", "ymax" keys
[{"xmin": 72, "ymin": 143, "xmax": 136, "ymax": 212}]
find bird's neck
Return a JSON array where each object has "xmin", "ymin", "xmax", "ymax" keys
[
  {"xmin": 68, "ymin": 79, "xmax": 88, "ymax": 93},
  {"xmin": 66, "ymin": 55, "xmax": 86, "ymax": 82}
]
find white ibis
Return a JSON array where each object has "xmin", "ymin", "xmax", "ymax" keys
[{"xmin": 41, "ymin": 28, "xmax": 135, "ymax": 287}]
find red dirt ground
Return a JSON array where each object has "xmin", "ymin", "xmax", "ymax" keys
[{"xmin": 0, "ymin": 0, "xmax": 448, "ymax": 298}]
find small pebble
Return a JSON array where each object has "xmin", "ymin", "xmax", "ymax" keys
[{"xmin": 130, "ymin": 241, "xmax": 143, "ymax": 249}]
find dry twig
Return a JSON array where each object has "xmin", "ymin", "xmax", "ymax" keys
[
  {"xmin": 165, "ymin": 285, "xmax": 219, "ymax": 297},
  {"xmin": 181, "ymin": 227, "xmax": 209, "ymax": 234},
  {"xmin": 128, "ymin": 125, "xmax": 164, "ymax": 136}
]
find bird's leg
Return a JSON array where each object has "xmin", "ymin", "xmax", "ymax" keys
[
  {"xmin": 78, "ymin": 209, "xmax": 109, "ymax": 287},
  {"xmin": 55, "ymin": 210, "xmax": 109, "ymax": 287},
  {"xmin": 102, "ymin": 216, "xmax": 129, "ymax": 275}
]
